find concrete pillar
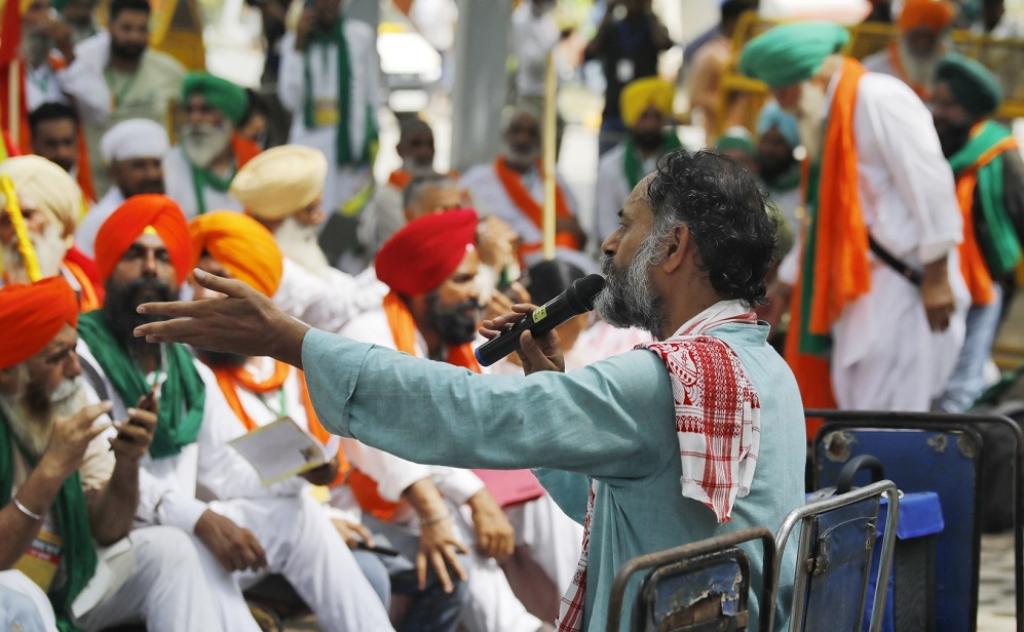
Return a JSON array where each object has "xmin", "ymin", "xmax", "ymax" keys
[{"xmin": 449, "ymin": 0, "xmax": 513, "ymax": 172}]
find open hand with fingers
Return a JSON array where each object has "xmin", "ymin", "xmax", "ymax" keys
[{"xmin": 134, "ymin": 269, "xmax": 309, "ymax": 367}]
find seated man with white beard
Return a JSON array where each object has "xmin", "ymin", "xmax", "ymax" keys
[
  {"xmin": 163, "ymin": 72, "xmax": 261, "ymax": 217},
  {"xmin": 230, "ymin": 144, "xmax": 387, "ymax": 331},
  {"xmin": 0, "ymin": 155, "xmax": 102, "ymax": 312},
  {"xmin": 358, "ymin": 117, "xmax": 442, "ymax": 256},
  {"xmin": 460, "ymin": 106, "xmax": 585, "ymax": 263},
  {"xmin": 77, "ymin": 119, "xmax": 169, "ymax": 258},
  {"xmin": 78, "ymin": 194, "xmax": 394, "ymax": 631},
  {"xmin": 0, "ymin": 277, "xmax": 226, "ymax": 631}
]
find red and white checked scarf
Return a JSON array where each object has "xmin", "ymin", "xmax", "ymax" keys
[{"xmin": 556, "ymin": 302, "xmax": 761, "ymax": 631}]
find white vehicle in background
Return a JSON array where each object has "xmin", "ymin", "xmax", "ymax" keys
[{"xmin": 377, "ymin": 19, "xmax": 443, "ymax": 114}]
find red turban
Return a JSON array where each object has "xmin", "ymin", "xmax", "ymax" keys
[
  {"xmin": 375, "ymin": 209, "xmax": 478, "ymax": 296},
  {"xmin": 189, "ymin": 211, "xmax": 284, "ymax": 297},
  {"xmin": 95, "ymin": 194, "xmax": 192, "ymax": 286},
  {"xmin": 899, "ymin": 0, "xmax": 955, "ymax": 32},
  {"xmin": 0, "ymin": 277, "xmax": 78, "ymax": 369}
]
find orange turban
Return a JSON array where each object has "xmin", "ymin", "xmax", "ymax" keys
[
  {"xmin": 375, "ymin": 209, "xmax": 478, "ymax": 296},
  {"xmin": 95, "ymin": 195, "xmax": 192, "ymax": 286},
  {"xmin": 899, "ymin": 0, "xmax": 955, "ymax": 32},
  {"xmin": 0, "ymin": 277, "xmax": 78, "ymax": 369},
  {"xmin": 189, "ymin": 211, "xmax": 284, "ymax": 297}
]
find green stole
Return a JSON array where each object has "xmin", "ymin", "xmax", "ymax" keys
[
  {"xmin": 303, "ymin": 18, "xmax": 378, "ymax": 167},
  {"xmin": 948, "ymin": 120, "xmax": 1022, "ymax": 277},
  {"xmin": 77, "ymin": 311, "xmax": 205, "ymax": 458},
  {"xmin": 622, "ymin": 132, "xmax": 683, "ymax": 189},
  {"xmin": 765, "ymin": 165, "xmax": 801, "ymax": 194},
  {"xmin": 0, "ymin": 409, "xmax": 96, "ymax": 632},
  {"xmin": 189, "ymin": 162, "xmax": 234, "ymax": 216},
  {"xmin": 797, "ymin": 160, "xmax": 830, "ymax": 355}
]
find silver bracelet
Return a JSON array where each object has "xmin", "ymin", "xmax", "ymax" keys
[{"xmin": 13, "ymin": 497, "xmax": 43, "ymax": 522}]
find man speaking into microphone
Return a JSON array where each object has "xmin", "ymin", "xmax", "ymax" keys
[{"xmin": 134, "ymin": 150, "xmax": 805, "ymax": 631}]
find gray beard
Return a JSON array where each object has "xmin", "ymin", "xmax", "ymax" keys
[
  {"xmin": 594, "ymin": 232, "xmax": 665, "ymax": 337},
  {"xmin": 899, "ymin": 38, "xmax": 941, "ymax": 91},
  {"xmin": 1, "ymin": 222, "xmax": 68, "ymax": 283},
  {"xmin": 0, "ymin": 376, "xmax": 87, "ymax": 460},
  {"xmin": 402, "ymin": 159, "xmax": 435, "ymax": 178},
  {"xmin": 502, "ymin": 142, "xmax": 541, "ymax": 168},
  {"xmin": 181, "ymin": 120, "xmax": 233, "ymax": 169},
  {"xmin": 275, "ymin": 216, "xmax": 331, "ymax": 278}
]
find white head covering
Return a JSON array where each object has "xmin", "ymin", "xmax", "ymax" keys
[{"xmin": 100, "ymin": 119, "xmax": 171, "ymax": 165}]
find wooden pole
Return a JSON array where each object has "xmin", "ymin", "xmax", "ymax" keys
[{"xmin": 541, "ymin": 52, "xmax": 557, "ymax": 261}]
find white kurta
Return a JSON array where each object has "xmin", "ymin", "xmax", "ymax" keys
[
  {"xmin": 162, "ymin": 147, "xmax": 244, "ymax": 219},
  {"xmin": 511, "ymin": 4, "xmax": 560, "ymax": 99},
  {"xmin": 594, "ymin": 143, "xmax": 659, "ymax": 243},
  {"xmin": 75, "ymin": 185, "xmax": 124, "ymax": 258},
  {"xmin": 25, "ymin": 54, "xmax": 109, "ymax": 125},
  {"xmin": 460, "ymin": 162, "xmax": 579, "ymax": 248},
  {"xmin": 273, "ymin": 258, "xmax": 388, "ymax": 333},
  {"xmin": 339, "ymin": 307, "xmax": 583, "ymax": 632},
  {"xmin": 821, "ymin": 70, "xmax": 968, "ymax": 410},
  {"xmin": 75, "ymin": 342, "xmax": 394, "ymax": 632},
  {"xmin": 357, "ymin": 182, "xmax": 404, "ymax": 256},
  {"xmin": 278, "ymin": 21, "xmax": 379, "ymax": 214}
]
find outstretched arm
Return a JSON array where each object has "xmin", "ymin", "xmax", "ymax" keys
[{"xmin": 135, "ymin": 271, "xmax": 675, "ymax": 481}]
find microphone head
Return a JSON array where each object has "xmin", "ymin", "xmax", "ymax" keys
[{"xmin": 566, "ymin": 274, "xmax": 606, "ymax": 312}]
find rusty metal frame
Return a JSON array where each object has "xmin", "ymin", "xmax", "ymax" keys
[{"xmin": 605, "ymin": 527, "xmax": 777, "ymax": 632}]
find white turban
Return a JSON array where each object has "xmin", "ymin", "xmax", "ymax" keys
[
  {"xmin": 229, "ymin": 145, "xmax": 328, "ymax": 221},
  {"xmin": 100, "ymin": 119, "xmax": 171, "ymax": 165},
  {"xmin": 0, "ymin": 155, "xmax": 82, "ymax": 239}
]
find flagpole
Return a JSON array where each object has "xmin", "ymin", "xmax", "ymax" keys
[{"xmin": 541, "ymin": 52, "xmax": 557, "ymax": 261}]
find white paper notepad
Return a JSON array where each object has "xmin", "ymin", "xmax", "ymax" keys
[{"xmin": 229, "ymin": 417, "xmax": 338, "ymax": 486}]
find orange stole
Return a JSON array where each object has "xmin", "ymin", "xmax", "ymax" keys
[
  {"xmin": 387, "ymin": 169, "xmax": 413, "ymax": 190},
  {"xmin": 213, "ymin": 360, "xmax": 349, "ymax": 487},
  {"xmin": 955, "ymin": 134, "xmax": 1020, "ymax": 306},
  {"xmin": 493, "ymin": 157, "xmax": 580, "ymax": 256},
  {"xmin": 62, "ymin": 260, "xmax": 100, "ymax": 312},
  {"xmin": 348, "ymin": 292, "xmax": 481, "ymax": 521},
  {"xmin": 231, "ymin": 134, "xmax": 261, "ymax": 169}
]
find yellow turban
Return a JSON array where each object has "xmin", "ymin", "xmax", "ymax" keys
[
  {"xmin": 0, "ymin": 155, "xmax": 82, "ymax": 240},
  {"xmin": 619, "ymin": 78, "xmax": 675, "ymax": 129},
  {"xmin": 189, "ymin": 211, "xmax": 284, "ymax": 297},
  {"xmin": 229, "ymin": 145, "xmax": 328, "ymax": 221}
]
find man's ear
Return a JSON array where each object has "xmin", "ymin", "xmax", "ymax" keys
[{"xmin": 659, "ymin": 224, "xmax": 690, "ymax": 275}]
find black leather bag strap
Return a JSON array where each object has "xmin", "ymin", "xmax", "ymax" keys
[{"xmin": 835, "ymin": 454, "xmax": 885, "ymax": 494}]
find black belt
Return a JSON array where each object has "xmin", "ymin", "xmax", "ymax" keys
[{"xmin": 868, "ymin": 235, "xmax": 923, "ymax": 286}]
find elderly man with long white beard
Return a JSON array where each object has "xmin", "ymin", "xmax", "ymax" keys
[
  {"xmin": 163, "ymin": 72, "xmax": 261, "ymax": 217},
  {"xmin": 0, "ymin": 156, "xmax": 102, "ymax": 311},
  {"xmin": 230, "ymin": 144, "xmax": 387, "ymax": 330},
  {"xmin": 0, "ymin": 277, "xmax": 226, "ymax": 631},
  {"xmin": 863, "ymin": 0, "xmax": 956, "ymax": 100}
]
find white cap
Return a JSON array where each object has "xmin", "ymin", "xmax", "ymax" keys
[{"xmin": 100, "ymin": 119, "xmax": 170, "ymax": 165}]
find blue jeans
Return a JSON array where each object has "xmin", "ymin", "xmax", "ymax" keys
[
  {"xmin": 353, "ymin": 549, "xmax": 392, "ymax": 609},
  {"xmin": 936, "ymin": 285, "xmax": 1004, "ymax": 412}
]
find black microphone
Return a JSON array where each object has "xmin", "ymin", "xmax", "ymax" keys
[{"xmin": 475, "ymin": 274, "xmax": 606, "ymax": 367}]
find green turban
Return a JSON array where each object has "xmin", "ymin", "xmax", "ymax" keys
[
  {"xmin": 739, "ymin": 22, "xmax": 850, "ymax": 88},
  {"xmin": 936, "ymin": 53, "xmax": 1003, "ymax": 118},
  {"xmin": 182, "ymin": 72, "xmax": 249, "ymax": 126},
  {"xmin": 715, "ymin": 129, "xmax": 755, "ymax": 157}
]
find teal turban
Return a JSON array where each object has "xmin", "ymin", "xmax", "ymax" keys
[
  {"xmin": 936, "ymin": 53, "xmax": 1003, "ymax": 118},
  {"xmin": 740, "ymin": 22, "xmax": 850, "ymax": 88},
  {"xmin": 182, "ymin": 72, "xmax": 249, "ymax": 126}
]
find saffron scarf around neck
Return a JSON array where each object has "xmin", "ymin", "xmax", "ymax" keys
[
  {"xmin": 77, "ymin": 310, "xmax": 204, "ymax": 458},
  {"xmin": 303, "ymin": 18, "xmax": 378, "ymax": 167},
  {"xmin": 949, "ymin": 120, "xmax": 1021, "ymax": 305},
  {"xmin": 797, "ymin": 58, "xmax": 870, "ymax": 355},
  {"xmin": 211, "ymin": 359, "xmax": 349, "ymax": 486},
  {"xmin": 0, "ymin": 408, "xmax": 97, "ymax": 632},
  {"xmin": 493, "ymin": 157, "xmax": 580, "ymax": 252},
  {"xmin": 622, "ymin": 131, "xmax": 683, "ymax": 189}
]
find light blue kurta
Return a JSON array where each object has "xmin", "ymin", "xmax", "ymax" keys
[{"xmin": 302, "ymin": 322, "xmax": 805, "ymax": 630}]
